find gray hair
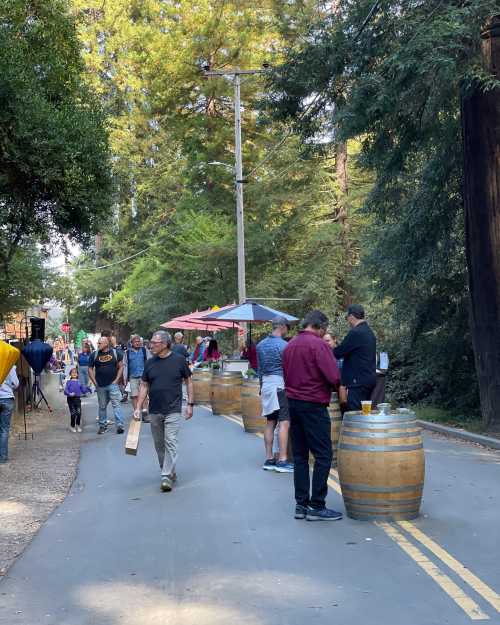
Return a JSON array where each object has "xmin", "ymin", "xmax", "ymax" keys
[
  {"xmin": 152, "ymin": 330, "xmax": 172, "ymax": 347},
  {"xmin": 130, "ymin": 334, "xmax": 141, "ymax": 342},
  {"xmin": 174, "ymin": 332, "xmax": 183, "ymax": 340}
]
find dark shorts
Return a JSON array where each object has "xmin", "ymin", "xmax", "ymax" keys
[{"xmin": 266, "ymin": 389, "xmax": 290, "ymax": 422}]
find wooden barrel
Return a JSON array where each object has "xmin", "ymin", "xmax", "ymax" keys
[
  {"xmin": 211, "ymin": 371, "xmax": 242, "ymax": 416},
  {"xmin": 329, "ymin": 394, "xmax": 342, "ymax": 467},
  {"xmin": 241, "ymin": 378, "xmax": 265, "ymax": 433},
  {"xmin": 192, "ymin": 368, "xmax": 213, "ymax": 404},
  {"xmin": 309, "ymin": 394, "xmax": 343, "ymax": 467},
  {"xmin": 337, "ymin": 410, "xmax": 425, "ymax": 521}
]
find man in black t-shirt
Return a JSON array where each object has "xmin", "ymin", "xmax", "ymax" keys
[
  {"xmin": 88, "ymin": 336, "xmax": 125, "ymax": 434},
  {"xmin": 134, "ymin": 330, "xmax": 194, "ymax": 492}
]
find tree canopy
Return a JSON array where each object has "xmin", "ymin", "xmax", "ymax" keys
[{"xmin": 0, "ymin": 0, "xmax": 112, "ymax": 314}]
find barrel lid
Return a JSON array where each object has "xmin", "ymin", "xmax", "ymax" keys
[{"xmin": 344, "ymin": 410, "xmax": 416, "ymax": 424}]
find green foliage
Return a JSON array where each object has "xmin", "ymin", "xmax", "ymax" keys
[
  {"xmin": 0, "ymin": 0, "xmax": 112, "ymax": 313},
  {"xmin": 266, "ymin": 0, "xmax": 498, "ymax": 411},
  {"xmin": 67, "ymin": 0, "xmax": 370, "ymax": 337},
  {"xmin": 0, "ymin": 247, "xmax": 46, "ymax": 319}
]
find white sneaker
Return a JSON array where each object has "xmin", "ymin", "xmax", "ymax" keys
[
  {"xmin": 96, "ymin": 416, "xmax": 99, "ymax": 421},
  {"xmin": 70, "ymin": 427, "xmax": 77, "ymax": 433},
  {"xmin": 77, "ymin": 426, "xmax": 82, "ymax": 433}
]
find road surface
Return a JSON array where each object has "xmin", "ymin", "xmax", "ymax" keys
[{"xmin": 0, "ymin": 399, "xmax": 499, "ymax": 625}]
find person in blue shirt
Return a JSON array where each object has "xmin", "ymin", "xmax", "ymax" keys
[
  {"xmin": 256, "ymin": 316, "xmax": 293, "ymax": 473},
  {"xmin": 126, "ymin": 335, "xmax": 150, "ymax": 419},
  {"xmin": 77, "ymin": 342, "xmax": 92, "ymax": 391}
]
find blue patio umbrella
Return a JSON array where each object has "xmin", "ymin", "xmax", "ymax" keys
[
  {"xmin": 201, "ymin": 302, "xmax": 298, "ymax": 346},
  {"xmin": 201, "ymin": 302, "xmax": 298, "ymax": 324}
]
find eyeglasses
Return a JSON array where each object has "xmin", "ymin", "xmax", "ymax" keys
[{"xmin": 150, "ymin": 340, "xmax": 163, "ymax": 345}]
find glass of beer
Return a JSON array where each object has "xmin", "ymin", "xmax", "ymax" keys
[{"xmin": 361, "ymin": 400, "xmax": 372, "ymax": 415}]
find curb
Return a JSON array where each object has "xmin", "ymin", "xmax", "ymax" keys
[{"xmin": 418, "ymin": 420, "xmax": 500, "ymax": 450}]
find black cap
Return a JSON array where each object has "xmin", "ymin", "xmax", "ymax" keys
[{"xmin": 346, "ymin": 304, "xmax": 365, "ymax": 320}]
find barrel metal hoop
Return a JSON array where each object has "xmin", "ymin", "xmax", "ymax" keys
[
  {"xmin": 342, "ymin": 496, "xmax": 422, "ymax": 506},
  {"xmin": 346, "ymin": 511, "xmax": 419, "ymax": 521},
  {"xmin": 344, "ymin": 413, "xmax": 415, "ymax": 422},
  {"xmin": 342, "ymin": 422, "xmax": 418, "ymax": 431},
  {"xmin": 340, "ymin": 482, "xmax": 424, "ymax": 493},
  {"xmin": 338, "ymin": 443, "xmax": 423, "ymax": 452},
  {"xmin": 340, "ymin": 430, "xmax": 421, "ymax": 440}
]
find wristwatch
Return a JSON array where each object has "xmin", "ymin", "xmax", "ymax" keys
[{"xmin": 187, "ymin": 402, "xmax": 195, "ymax": 407}]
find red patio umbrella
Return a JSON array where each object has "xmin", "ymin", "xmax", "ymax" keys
[{"xmin": 161, "ymin": 306, "xmax": 239, "ymax": 332}]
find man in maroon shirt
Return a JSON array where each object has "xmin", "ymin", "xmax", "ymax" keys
[{"xmin": 283, "ymin": 310, "xmax": 343, "ymax": 522}]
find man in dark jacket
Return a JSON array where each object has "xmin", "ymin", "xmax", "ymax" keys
[
  {"xmin": 283, "ymin": 310, "xmax": 342, "ymax": 522},
  {"xmin": 334, "ymin": 304, "xmax": 376, "ymax": 412}
]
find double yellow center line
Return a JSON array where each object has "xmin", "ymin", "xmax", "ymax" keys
[
  {"xmin": 220, "ymin": 412, "xmax": 500, "ymax": 620},
  {"xmin": 328, "ymin": 468, "xmax": 499, "ymax": 620}
]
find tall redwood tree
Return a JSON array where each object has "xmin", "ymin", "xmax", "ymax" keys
[{"xmin": 461, "ymin": 16, "xmax": 500, "ymax": 430}]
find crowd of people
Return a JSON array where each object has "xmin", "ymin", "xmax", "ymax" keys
[
  {"xmin": 256, "ymin": 305, "xmax": 376, "ymax": 521},
  {"xmin": 1, "ymin": 304, "xmax": 377, "ymax": 524}
]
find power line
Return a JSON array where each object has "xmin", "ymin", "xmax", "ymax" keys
[
  {"xmin": 354, "ymin": 0, "xmax": 382, "ymax": 41},
  {"xmin": 246, "ymin": 94, "xmax": 324, "ymax": 178},
  {"xmin": 49, "ymin": 247, "xmax": 151, "ymax": 273}
]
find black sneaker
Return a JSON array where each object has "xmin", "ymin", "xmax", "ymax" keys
[
  {"xmin": 294, "ymin": 504, "xmax": 308, "ymax": 519},
  {"xmin": 262, "ymin": 459, "xmax": 276, "ymax": 471},
  {"xmin": 97, "ymin": 426, "xmax": 107, "ymax": 435},
  {"xmin": 306, "ymin": 507, "xmax": 343, "ymax": 522},
  {"xmin": 120, "ymin": 394, "xmax": 128, "ymax": 403},
  {"xmin": 160, "ymin": 476, "xmax": 173, "ymax": 492},
  {"xmin": 116, "ymin": 426, "xmax": 124, "ymax": 434}
]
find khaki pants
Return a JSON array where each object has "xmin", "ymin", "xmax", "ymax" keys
[{"xmin": 149, "ymin": 412, "xmax": 182, "ymax": 477}]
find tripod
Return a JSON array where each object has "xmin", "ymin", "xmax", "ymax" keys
[{"xmin": 32, "ymin": 374, "xmax": 52, "ymax": 412}]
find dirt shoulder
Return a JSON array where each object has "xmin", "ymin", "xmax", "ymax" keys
[{"xmin": 0, "ymin": 378, "xmax": 80, "ymax": 577}]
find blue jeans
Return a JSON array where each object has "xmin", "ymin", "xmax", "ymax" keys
[
  {"xmin": 78, "ymin": 366, "xmax": 89, "ymax": 388},
  {"xmin": 96, "ymin": 384, "xmax": 123, "ymax": 427},
  {"xmin": 0, "ymin": 398, "xmax": 15, "ymax": 462}
]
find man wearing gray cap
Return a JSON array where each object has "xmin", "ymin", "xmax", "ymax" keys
[
  {"xmin": 256, "ymin": 316, "xmax": 293, "ymax": 473},
  {"xmin": 334, "ymin": 304, "xmax": 377, "ymax": 412}
]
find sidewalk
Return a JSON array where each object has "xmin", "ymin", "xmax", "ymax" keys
[{"xmin": 0, "ymin": 374, "xmax": 84, "ymax": 576}]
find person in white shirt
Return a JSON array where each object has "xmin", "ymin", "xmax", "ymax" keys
[{"xmin": 0, "ymin": 366, "xmax": 19, "ymax": 463}]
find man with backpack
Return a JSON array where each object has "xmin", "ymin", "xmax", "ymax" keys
[
  {"xmin": 88, "ymin": 336, "xmax": 125, "ymax": 435},
  {"xmin": 126, "ymin": 334, "xmax": 150, "ymax": 421}
]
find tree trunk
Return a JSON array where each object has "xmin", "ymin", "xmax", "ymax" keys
[
  {"xmin": 335, "ymin": 140, "xmax": 353, "ymax": 307},
  {"xmin": 461, "ymin": 16, "xmax": 500, "ymax": 431}
]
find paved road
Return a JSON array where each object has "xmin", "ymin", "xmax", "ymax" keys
[{"xmin": 1, "ymin": 399, "xmax": 499, "ymax": 625}]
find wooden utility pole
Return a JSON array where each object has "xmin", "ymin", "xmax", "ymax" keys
[
  {"xmin": 203, "ymin": 68, "xmax": 265, "ymax": 304},
  {"xmin": 461, "ymin": 16, "xmax": 500, "ymax": 431}
]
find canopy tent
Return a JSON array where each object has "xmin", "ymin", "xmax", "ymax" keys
[{"xmin": 201, "ymin": 302, "xmax": 298, "ymax": 323}]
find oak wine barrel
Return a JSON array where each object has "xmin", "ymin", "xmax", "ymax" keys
[
  {"xmin": 241, "ymin": 377, "xmax": 265, "ymax": 433},
  {"xmin": 211, "ymin": 371, "xmax": 242, "ymax": 416},
  {"xmin": 309, "ymin": 393, "xmax": 343, "ymax": 468},
  {"xmin": 337, "ymin": 410, "xmax": 425, "ymax": 521},
  {"xmin": 192, "ymin": 368, "xmax": 213, "ymax": 405}
]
